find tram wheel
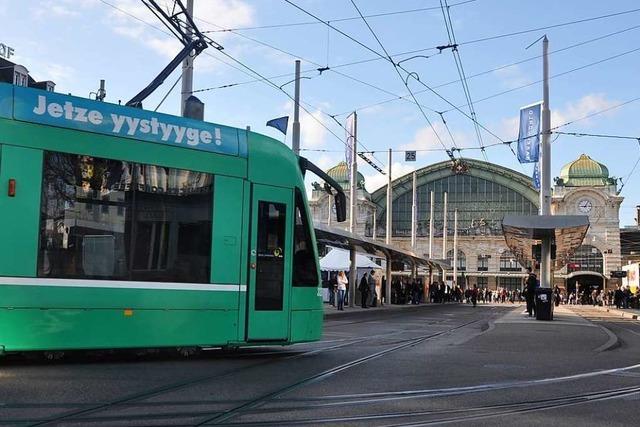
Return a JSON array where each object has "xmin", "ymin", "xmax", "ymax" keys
[
  {"xmin": 176, "ymin": 347, "xmax": 201, "ymax": 358},
  {"xmin": 43, "ymin": 351, "xmax": 65, "ymax": 361}
]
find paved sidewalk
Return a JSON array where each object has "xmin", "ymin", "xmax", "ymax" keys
[
  {"xmin": 323, "ymin": 301, "xmax": 519, "ymax": 319},
  {"xmin": 323, "ymin": 302, "xmax": 438, "ymax": 319},
  {"xmin": 592, "ymin": 304, "xmax": 640, "ymax": 320}
]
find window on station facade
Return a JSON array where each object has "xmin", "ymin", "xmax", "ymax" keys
[
  {"xmin": 476, "ymin": 277, "xmax": 488, "ymax": 288},
  {"xmin": 499, "ymin": 250, "xmax": 521, "ymax": 271},
  {"xmin": 372, "ymin": 173, "xmax": 537, "ymax": 238},
  {"xmin": 446, "ymin": 249, "xmax": 466, "ymax": 271},
  {"xmin": 38, "ymin": 152, "xmax": 213, "ymax": 283},
  {"xmin": 477, "ymin": 255, "xmax": 489, "ymax": 271},
  {"xmin": 292, "ymin": 189, "xmax": 319, "ymax": 287},
  {"xmin": 498, "ymin": 277, "xmax": 523, "ymax": 290},
  {"xmin": 567, "ymin": 245, "xmax": 603, "ymax": 273}
]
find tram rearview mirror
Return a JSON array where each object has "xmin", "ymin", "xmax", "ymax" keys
[
  {"xmin": 334, "ymin": 191, "xmax": 346, "ymax": 223},
  {"xmin": 298, "ymin": 156, "xmax": 348, "ymax": 223}
]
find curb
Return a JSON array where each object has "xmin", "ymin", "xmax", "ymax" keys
[
  {"xmin": 594, "ymin": 305, "xmax": 640, "ymax": 320},
  {"xmin": 323, "ymin": 303, "xmax": 455, "ymax": 320}
]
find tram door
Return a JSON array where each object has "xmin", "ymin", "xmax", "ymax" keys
[{"xmin": 247, "ymin": 184, "xmax": 292, "ymax": 341}]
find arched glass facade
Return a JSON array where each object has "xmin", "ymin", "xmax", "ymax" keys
[
  {"xmin": 567, "ymin": 245, "xmax": 603, "ymax": 273},
  {"xmin": 370, "ymin": 172, "xmax": 538, "ymax": 238}
]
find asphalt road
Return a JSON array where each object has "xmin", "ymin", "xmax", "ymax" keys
[{"xmin": 1, "ymin": 303, "xmax": 640, "ymax": 426}]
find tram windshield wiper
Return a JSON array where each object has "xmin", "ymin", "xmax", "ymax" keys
[{"xmin": 298, "ymin": 157, "xmax": 347, "ymax": 223}]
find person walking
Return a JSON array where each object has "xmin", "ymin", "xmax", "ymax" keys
[
  {"xmin": 359, "ymin": 272, "xmax": 370, "ymax": 308},
  {"xmin": 471, "ymin": 284, "xmax": 478, "ymax": 307},
  {"xmin": 368, "ymin": 270, "xmax": 377, "ymax": 307},
  {"xmin": 525, "ymin": 267, "xmax": 537, "ymax": 317},
  {"xmin": 614, "ymin": 285, "xmax": 623, "ymax": 309},
  {"xmin": 336, "ymin": 271, "xmax": 348, "ymax": 311}
]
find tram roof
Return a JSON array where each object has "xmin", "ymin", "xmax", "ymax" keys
[
  {"xmin": 0, "ymin": 83, "xmax": 258, "ymax": 159},
  {"xmin": 314, "ymin": 224, "xmax": 449, "ymax": 271}
]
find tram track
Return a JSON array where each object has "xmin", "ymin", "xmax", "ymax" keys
[
  {"xmin": 213, "ymin": 384, "xmax": 640, "ymax": 426},
  {"xmin": 11, "ymin": 306, "xmax": 631, "ymax": 427},
  {"xmin": 11, "ymin": 310, "xmax": 482, "ymax": 427},
  {"xmin": 197, "ymin": 318, "xmax": 484, "ymax": 425}
]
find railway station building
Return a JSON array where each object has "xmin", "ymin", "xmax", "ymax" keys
[{"xmin": 311, "ymin": 154, "xmax": 623, "ymax": 293}]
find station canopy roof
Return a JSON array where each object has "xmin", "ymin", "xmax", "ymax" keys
[
  {"xmin": 502, "ymin": 215, "xmax": 589, "ymax": 270},
  {"xmin": 319, "ymin": 248, "xmax": 381, "ymax": 271},
  {"xmin": 314, "ymin": 224, "xmax": 449, "ymax": 271}
]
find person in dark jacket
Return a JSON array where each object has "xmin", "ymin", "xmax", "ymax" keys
[
  {"xmin": 525, "ymin": 267, "xmax": 537, "ymax": 317},
  {"xmin": 359, "ymin": 273, "xmax": 370, "ymax": 308}
]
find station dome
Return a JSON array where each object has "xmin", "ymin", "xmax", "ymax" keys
[
  {"xmin": 558, "ymin": 154, "xmax": 611, "ymax": 187},
  {"xmin": 326, "ymin": 161, "xmax": 367, "ymax": 192}
]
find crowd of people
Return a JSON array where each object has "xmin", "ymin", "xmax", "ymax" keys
[
  {"xmin": 559, "ymin": 284, "xmax": 640, "ymax": 309},
  {"xmin": 326, "ymin": 270, "xmax": 640, "ymax": 313}
]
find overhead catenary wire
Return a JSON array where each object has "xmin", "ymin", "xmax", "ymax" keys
[
  {"xmin": 328, "ymin": 23, "xmax": 640, "ymax": 117},
  {"xmin": 204, "ymin": 0, "xmax": 477, "ymax": 32},
  {"xmin": 286, "ymin": 0, "xmax": 502, "ymax": 151},
  {"xmin": 191, "ymin": 20, "xmax": 640, "ymax": 114},
  {"xmin": 97, "ymin": 0, "xmax": 387, "ymax": 171},
  {"xmin": 441, "ymin": 46, "xmax": 640, "ymax": 113},
  {"xmin": 441, "ymin": 0, "xmax": 487, "ymax": 160},
  {"xmin": 551, "ymin": 96, "xmax": 640, "ymax": 131},
  {"xmin": 347, "ymin": 0, "xmax": 451, "ymax": 156},
  {"xmin": 619, "ymin": 139, "xmax": 640, "ymax": 194}
]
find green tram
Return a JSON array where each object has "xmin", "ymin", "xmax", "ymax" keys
[{"xmin": 0, "ymin": 83, "xmax": 345, "ymax": 356}]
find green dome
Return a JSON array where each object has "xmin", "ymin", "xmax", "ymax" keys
[
  {"xmin": 558, "ymin": 154, "xmax": 610, "ymax": 187},
  {"xmin": 327, "ymin": 161, "xmax": 367, "ymax": 191}
]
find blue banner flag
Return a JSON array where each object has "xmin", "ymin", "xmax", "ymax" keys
[
  {"xmin": 532, "ymin": 163, "xmax": 540, "ymax": 190},
  {"xmin": 517, "ymin": 102, "xmax": 542, "ymax": 163},
  {"xmin": 266, "ymin": 116, "xmax": 289, "ymax": 135}
]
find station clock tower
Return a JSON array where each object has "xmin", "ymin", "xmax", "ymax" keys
[{"xmin": 551, "ymin": 154, "xmax": 623, "ymax": 290}]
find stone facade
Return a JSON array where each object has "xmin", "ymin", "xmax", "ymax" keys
[
  {"xmin": 551, "ymin": 155, "xmax": 623, "ymax": 291},
  {"xmin": 308, "ymin": 161, "xmax": 376, "ymax": 236},
  {"xmin": 313, "ymin": 155, "xmax": 623, "ymax": 291}
]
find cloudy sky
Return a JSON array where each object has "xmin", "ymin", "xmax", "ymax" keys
[{"xmin": 3, "ymin": 0, "xmax": 640, "ymax": 224}]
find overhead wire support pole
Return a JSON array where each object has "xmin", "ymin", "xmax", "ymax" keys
[
  {"xmin": 442, "ymin": 192, "xmax": 448, "ymax": 281},
  {"xmin": 411, "ymin": 171, "xmax": 417, "ymax": 251},
  {"xmin": 428, "ymin": 190, "xmax": 435, "ymax": 298},
  {"xmin": 453, "ymin": 209, "xmax": 458, "ymax": 289},
  {"xmin": 180, "ymin": 0, "xmax": 194, "ymax": 116},
  {"xmin": 348, "ymin": 111, "xmax": 357, "ymax": 307},
  {"xmin": 292, "ymin": 59, "xmax": 301, "ymax": 155},
  {"xmin": 386, "ymin": 149, "xmax": 393, "ymax": 305},
  {"xmin": 540, "ymin": 35, "xmax": 552, "ymax": 290},
  {"xmin": 348, "ymin": 112, "xmax": 358, "ymax": 234}
]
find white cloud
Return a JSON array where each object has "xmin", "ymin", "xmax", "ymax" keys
[
  {"xmin": 498, "ymin": 116, "xmax": 520, "ymax": 142},
  {"xmin": 103, "ymin": 0, "xmax": 255, "ymax": 61},
  {"xmin": 316, "ymin": 154, "xmax": 341, "ymax": 170},
  {"xmin": 363, "ymin": 162, "xmax": 416, "ymax": 193},
  {"xmin": 401, "ymin": 122, "xmax": 472, "ymax": 157},
  {"xmin": 493, "ymin": 64, "xmax": 533, "ymax": 89},
  {"xmin": 32, "ymin": 0, "xmax": 94, "ymax": 19},
  {"xmin": 301, "ymin": 109, "xmax": 328, "ymax": 148},
  {"xmin": 280, "ymin": 100, "xmax": 331, "ymax": 149},
  {"xmin": 498, "ymin": 93, "xmax": 621, "ymax": 140},
  {"xmin": 551, "ymin": 93, "xmax": 619, "ymax": 128}
]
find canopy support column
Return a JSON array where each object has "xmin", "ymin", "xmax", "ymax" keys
[
  {"xmin": 349, "ymin": 247, "xmax": 356, "ymax": 308},
  {"xmin": 386, "ymin": 255, "xmax": 392, "ymax": 305}
]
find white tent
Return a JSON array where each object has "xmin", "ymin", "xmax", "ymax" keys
[{"xmin": 319, "ymin": 247, "xmax": 381, "ymax": 271}]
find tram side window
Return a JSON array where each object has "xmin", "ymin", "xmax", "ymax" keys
[
  {"xmin": 292, "ymin": 189, "xmax": 319, "ymax": 287},
  {"xmin": 38, "ymin": 152, "xmax": 213, "ymax": 283}
]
